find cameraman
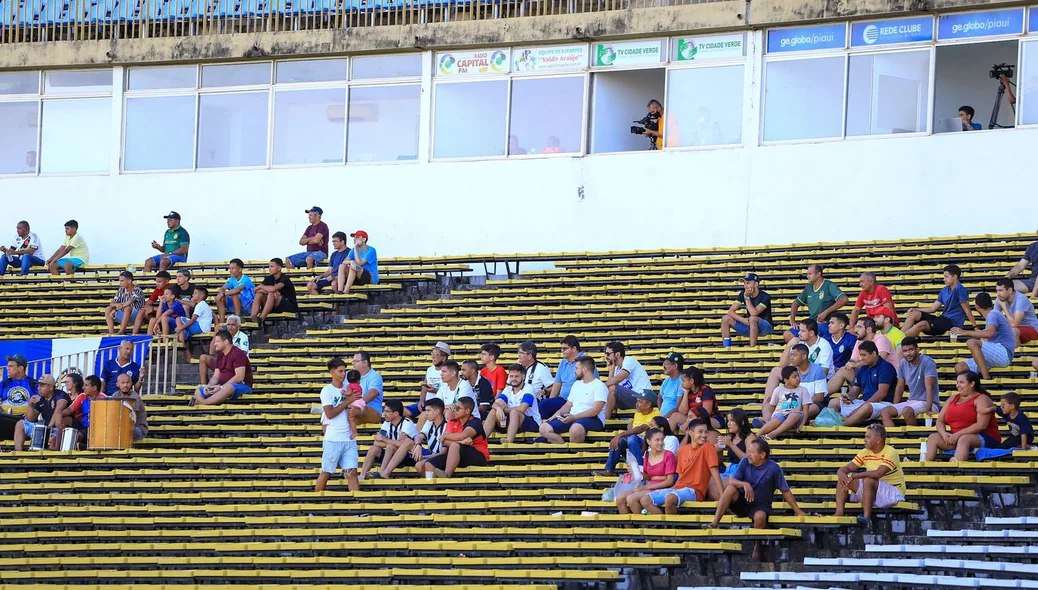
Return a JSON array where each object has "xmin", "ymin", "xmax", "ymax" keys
[{"xmin": 642, "ymin": 100, "xmax": 665, "ymax": 149}]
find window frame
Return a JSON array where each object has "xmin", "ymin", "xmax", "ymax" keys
[{"xmin": 843, "ymin": 45, "xmax": 934, "ymax": 139}]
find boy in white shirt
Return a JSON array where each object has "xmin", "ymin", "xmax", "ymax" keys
[
  {"xmin": 175, "ymin": 286, "xmax": 213, "ymax": 362},
  {"xmin": 315, "ymin": 358, "xmax": 360, "ymax": 492},
  {"xmin": 758, "ymin": 366, "xmax": 809, "ymax": 441}
]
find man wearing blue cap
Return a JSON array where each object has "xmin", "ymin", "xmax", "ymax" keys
[
  {"xmin": 286, "ymin": 207, "xmax": 329, "ymax": 270},
  {"xmin": 720, "ymin": 273, "xmax": 774, "ymax": 347},
  {"xmin": 144, "ymin": 212, "xmax": 190, "ymax": 273}
]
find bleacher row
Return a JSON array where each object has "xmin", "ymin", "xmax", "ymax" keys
[{"xmin": 2, "ymin": 232, "xmax": 1037, "ymax": 588}]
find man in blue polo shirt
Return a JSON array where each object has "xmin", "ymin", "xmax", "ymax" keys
[
  {"xmin": 658, "ymin": 352, "xmax": 684, "ymax": 421},
  {"xmin": 352, "ymin": 350, "xmax": 384, "ymax": 426},
  {"xmin": 835, "ymin": 341, "xmax": 898, "ymax": 426},
  {"xmin": 99, "ymin": 340, "xmax": 142, "ymax": 396},
  {"xmin": 144, "ymin": 211, "xmax": 190, "ymax": 273},
  {"xmin": 540, "ymin": 335, "xmax": 593, "ymax": 418}
]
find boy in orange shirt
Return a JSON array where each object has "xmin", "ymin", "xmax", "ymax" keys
[
  {"xmin": 639, "ymin": 420, "xmax": 722, "ymax": 514},
  {"xmin": 479, "ymin": 344, "xmax": 507, "ymax": 394}
]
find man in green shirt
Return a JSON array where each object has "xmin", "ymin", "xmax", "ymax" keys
[
  {"xmin": 144, "ymin": 211, "xmax": 190, "ymax": 273},
  {"xmin": 784, "ymin": 263, "xmax": 848, "ymax": 342}
]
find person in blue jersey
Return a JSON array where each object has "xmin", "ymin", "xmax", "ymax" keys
[
  {"xmin": 215, "ymin": 258, "xmax": 255, "ymax": 325},
  {"xmin": 658, "ymin": 352, "xmax": 685, "ymax": 424},
  {"xmin": 823, "ymin": 313, "xmax": 857, "ymax": 373},
  {"xmin": 307, "ymin": 232, "xmax": 351, "ymax": 294},
  {"xmin": 100, "ymin": 340, "xmax": 142, "ymax": 396},
  {"xmin": 338, "ymin": 230, "xmax": 378, "ymax": 295},
  {"xmin": 0, "ymin": 354, "xmax": 38, "ymax": 440}
]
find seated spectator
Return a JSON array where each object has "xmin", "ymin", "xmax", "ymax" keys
[
  {"xmin": 903, "ymin": 264, "xmax": 976, "ymax": 337},
  {"xmin": 826, "ymin": 318, "xmax": 894, "ymax": 392},
  {"xmin": 133, "ymin": 271, "xmax": 171, "ymax": 335},
  {"xmin": 143, "ymin": 211, "xmax": 190, "ymax": 272},
  {"xmin": 359, "ymin": 399, "xmax": 417, "ymax": 480},
  {"xmin": 13, "ymin": 375, "xmax": 68, "ymax": 451},
  {"xmin": 757, "ymin": 366, "xmax": 808, "ymax": 440},
  {"xmin": 880, "ymin": 337, "xmax": 939, "ymax": 427},
  {"xmin": 104, "ymin": 271, "xmax": 145, "ymax": 336},
  {"xmin": 176, "ymin": 287, "xmax": 213, "ymax": 362},
  {"xmin": 641, "ymin": 420, "xmax": 722, "ymax": 514},
  {"xmin": 0, "ymin": 220, "xmax": 44, "ymax": 276},
  {"xmin": 46, "ymin": 219, "xmax": 89, "ymax": 275},
  {"xmin": 595, "ymin": 392, "xmax": 660, "ymax": 477},
  {"xmin": 788, "ymin": 319, "xmax": 834, "ymax": 375},
  {"xmin": 873, "ymin": 308, "xmax": 905, "ymax": 349},
  {"xmin": 994, "ymin": 278, "xmax": 1038, "ymax": 346},
  {"xmin": 111, "ymin": 373, "xmax": 148, "ymax": 441},
  {"xmin": 720, "ymin": 273, "xmax": 774, "ymax": 347},
  {"xmin": 404, "ymin": 342, "xmax": 449, "ymax": 419},
  {"xmin": 651, "ymin": 415, "xmax": 681, "ymax": 456},
  {"xmin": 760, "ymin": 343, "xmax": 828, "ymax": 424},
  {"xmin": 1005, "ymin": 229, "xmax": 1038, "ymax": 298},
  {"xmin": 706, "ymin": 439, "xmax": 807, "ymax": 561},
  {"xmin": 718, "ymin": 409, "xmax": 757, "ymax": 481},
  {"xmin": 478, "ymin": 343, "xmax": 507, "ymax": 395},
  {"xmin": 251, "ymin": 258, "xmax": 298, "ymax": 322},
  {"xmin": 831, "ymin": 341, "xmax": 898, "ymax": 426},
  {"xmin": 423, "ymin": 360, "xmax": 477, "ymax": 426},
  {"xmin": 483, "ymin": 364, "xmax": 541, "ymax": 443},
  {"xmin": 192, "ymin": 329, "xmax": 252, "ymax": 406},
  {"xmin": 924, "ymin": 371, "xmax": 1000, "ymax": 461},
  {"xmin": 338, "ymin": 230, "xmax": 379, "ymax": 295},
  {"xmin": 1, "ymin": 355, "xmax": 38, "ymax": 437},
  {"xmin": 100, "ymin": 340, "xmax": 142, "ymax": 396},
  {"xmin": 461, "ymin": 360, "xmax": 495, "ymax": 418},
  {"xmin": 848, "ymin": 272, "xmax": 898, "ymax": 328},
  {"xmin": 63, "ymin": 375, "xmax": 105, "ymax": 447},
  {"xmin": 836, "ymin": 424, "xmax": 906, "ymax": 521},
  {"xmin": 287, "ymin": 207, "xmax": 329, "ymax": 270},
  {"xmin": 316, "ymin": 358, "xmax": 360, "ymax": 492},
  {"xmin": 658, "ymin": 352, "xmax": 684, "ymax": 424},
  {"xmin": 518, "ymin": 340, "xmax": 555, "ymax": 403},
  {"xmin": 615, "ymin": 428, "xmax": 677, "ymax": 514},
  {"xmin": 958, "ymin": 105, "xmax": 982, "ymax": 130},
  {"xmin": 198, "ymin": 315, "xmax": 249, "ymax": 384},
  {"xmin": 823, "ymin": 313, "xmax": 857, "ymax": 373},
  {"xmin": 350, "ymin": 350, "xmax": 385, "ymax": 427},
  {"xmin": 150, "ymin": 287, "xmax": 186, "ymax": 336},
  {"xmin": 215, "ymin": 259, "xmax": 256, "ymax": 325},
  {"xmin": 980, "ymin": 391, "xmax": 1033, "ymax": 449},
  {"xmin": 539, "ymin": 356, "xmax": 608, "ymax": 444},
  {"xmin": 783, "ymin": 264, "xmax": 848, "ymax": 341},
  {"xmin": 604, "ymin": 341, "xmax": 653, "ymax": 419},
  {"xmin": 952, "ymin": 292, "xmax": 1017, "ymax": 379},
  {"xmin": 383, "ymin": 397, "xmax": 447, "ymax": 478},
  {"xmin": 673, "ymin": 367, "xmax": 722, "ymax": 434},
  {"xmin": 540, "ymin": 336, "xmax": 592, "ymax": 418},
  {"xmin": 419, "ymin": 397, "xmax": 489, "ymax": 479},
  {"xmin": 172, "ymin": 269, "xmax": 196, "ymax": 314},
  {"xmin": 306, "ymin": 232, "xmax": 349, "ymax": 294}
]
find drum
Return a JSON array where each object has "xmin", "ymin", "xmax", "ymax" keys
[
  {"xmin": 87, "ymin": 399, "xmax": 134, "ymax": 450},
  {"xmin": 29, "ymin": 423, "xmax": 50, "ymax": 451},
  {"xmin": 59, "ymin": 428, "xmax": 79, "ymax": 452}
]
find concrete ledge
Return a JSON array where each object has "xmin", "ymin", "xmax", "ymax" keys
[{"xmin": 749, "ymin": 0, "xmax": 1026, "ymax": 26}]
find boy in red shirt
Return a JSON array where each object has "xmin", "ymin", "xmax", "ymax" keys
[
  {"xmin": 479, "ymin": 344, "xmax": 507, "ymax": 394},
  {"xmin": 419, "ymin": 397, "xmax": 489, "ymax": 478}
]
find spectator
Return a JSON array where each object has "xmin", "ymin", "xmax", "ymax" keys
[
  {"xmin": 541, "ymin": 335, "xmax": 593, "ymax": 418},
  {"xmin": 720, "ymin": 273, "xmax": 774, "ymax": 347},
  {"xmin": 652, "ymin": 416, "xmax": 681, "ymax": 455},
  {"xmin": 595, "ymin": 392, "xmax": 660, "ymax": 477},
  {"xmin": 306, "ymin": 232, "xmax": 349, "ymax": 294},
  {"xmin": 359, "ymin": 399, "xmax": 417, "ymax": 480},
  {"xmin": 1, "ymin": 355, "xmax": 38, "ymax": 431},
  {"xmin": 46, "ymin": 219, "xmax": 89, "ymax": 275},
  {"xmin": 351, "ymin": 350, "xmax": 385, "ymax": 427},
  {"xmin": 539, "ymin": 356, "xmax": 608, "ymax": 444},
  {"xmin": 903, "ymin": 264, "xmax": 976, "ymax": 337},
  {"xmin": 100, "ymin": 340, "xmax": 142, "ymax": 396},
  {"xmin": 761, "ymin": 343, "xmax": 827, "ymax": 423},
  {"xmin": 215, "ymin": 259, "xmax": 256, "ymax": 325},
  {"xmin": 658, "ymin": 352, "xmax": 684, "ymax": 423},
  {"xmin": 784, "ymin": 264, "xmax": 848, "ymax": 341},
  {"xmin": 176, "ymin": 287, "xmax": 213, "ymax": 362},
  {"xmin": 1005, "ymin": 228, "xmax": 1038, "ymax": 298},
  {"xmin": 110, "ymin": 373, "xmax": 148, "ymax": 441},
  {"xmin": 63, "ymin": 375, "xmax": 105, "ymax": 446},
  {"xmin": 718, "ymin": 409, "xmax": 757, "ymax": 480},
  {"xmin": 286, "ymin": 207, "xmax": 330, "ymax": 270},
  {"xmin": 171, "ymin": 269, "xmax": 196, "ymax": 314},
  {"xmin": 994, "ymin": 278, "xmax": 1038, "ymax": 346},
  {"xmin": 150, "ymin": 287, "xmax": 186, "ymax": 336},
  {"xmin": 428, "ymin": 360, "xmax": 478, "ymax": 421},
  {"xmin": 191, "ymin": 329, "xmax": 252, "ymax": 406},
  {"xmin": 641, "ymin": 420, "xmax": 722, "ymax": 514},
  {"xmin": 484, "ymin": 363, "xmax": 542, "ymax": 442},
  {"xmin": 924, "ymin": 371, "xmax": 1000, "ymax": 461},
  {"xmin": 757, "ymin": 366, "xmax": 808, "ymax": 441},
  {"xmin": 387, "ymin": 397, "xmax": 447, "ymax": 478},
  {"xmin": 518, "ymin": 341, "xmax": 555, "ymax": 402},
  {"xmin": 958, "ymin": 105, "xmax": 982, "ymax": 130},
  {"xmin": 461, "ymin": 359, "xmax": 495, "ymax": 419},
  {"xmin": 479, "ymin": 343, "xmax": 507, "ymax": 395},
  {"xmin": 198, "ymin": 315, "xmax": 249, "ymax": 384},
  {"xmin": 604, "ymin": 341, "xmax": 653, "ymax": 419},
  {"xmin": 615, "ymin": 428, "xmax": 677, "ymax": 514},
  {"xmin": 405, "ymin": 342, "xmax": 450, "ymax": 419},
  {"xmin": 338, "ymin": 230, "xmax": 379, "ymax": 295},
  {"xmin": 826, "ymin": 317, "xmax": 894, "ymax": 393},
  {"xmin": 832, "ymin": 341, "xmax": 898, "ymax": 426},
  {"xmin": 873, "ymin": 308, "xmax": 905, "ymax": 349},
  {"xmin": 315, "ymin": 358, "xmax": 360, "ymax": 492},
  {"xmin": 848, "ymin": 272, "xmax": 898, "ymax": 328},
  {"xmin": 143, "ymin": 211, "xmax": 190, "ymax": 272},
  {"xmin": 251, "ymin": 258, "xmax": 298, "ymax": 322},
  {"xmin": 788, "ymin": 319, "xmax": 834, "ymax": 375},
  {"xmin": 706, "ymin": 439, "xmax": 807, "ymax": 561},
  {"xmin": 824, "ymin": 313, "xmax": 857, "ymax": 372},
  {"xmin": 0, "ymin": 220, "xmax": 44, "ymax": 276},
  {"xmin": 133, "ymin": 271, "xmax": 171, "ymax": 335},
  {"xmin": 880, "ymin": 337, "xmax": 939, "ymax": 427},
  {"xmin": 835, "ymin": 424, "xmax": 906, "ymax": 521},
  {"xmin": 980, "ymin": 392, "xmax": 1032, "ymax": 449},
  {"xmin": 420, "ymin": 397, "xmax": 489, "ymax": 479},
  {"xmin": 952, "ymin": 292, "xmax": 1016, "ymax": 379},
  {"xmin": 673, "ymin": 366, "xmax": 722, "ymax": 433},
  {"xmin": 104, "ymin": 271, "xmax": 145, "ymax": 336},
  {"xmin": 13, "ymin": 375, "xmax": 68, "ymax": 451}
]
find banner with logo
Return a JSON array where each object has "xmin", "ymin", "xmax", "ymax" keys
[
  {"xmin": 851, "ymin": 16, "xmax": 933, "ymax": 47},
  {"xmin": 766, "ymin": 24, "xmax": 847, "ymax": 53},
  {"xmin": 593, "ymin": 40, "xmax": 665, "ymax": 67},
  {"xmin": 674, "ymin": 33, "xmax": 745, "ymax": 61},
  {"xmin": 512, "ymin": 45, "xmax": 588, "ymax": 73},
  {"xmin": 436, "ymin": 49, "xmax": 511, "ymax": 77},
  {"xmin": 937, "ymin": 8, "xmax": 1024, "ymax": 40}
]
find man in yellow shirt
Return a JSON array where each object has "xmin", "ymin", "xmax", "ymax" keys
[
  {"xmin": 46, "ymin": 219, "xmax": 90, "ymax": 275},
  {"xmin": 595, "ymin": 392, "xmax": 660, "ymax": 476},
  {"xmin": 834, "ymin": 423, "xmax": 906, "ymax": 521},
  {"xmin": 641, "ymin": 100, "xmax": 665, "ymax": 150}
]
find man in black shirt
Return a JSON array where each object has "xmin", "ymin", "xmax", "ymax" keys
[
  {"xmin": 720, "ymin": 272, "xmax": 774, "ymax": 347},
  {"xmin": 460, "ymin": 360, "xmax": 494, "ymax": 418},
  {"xmin": 14, "ymin": 375, "xmax": 70, "ymax": 451},
  {"xmin": 250, "ymin": 258, "xmax": 297, "ymax": 322},
  {"xmin": 171, "ymin": 269, "xmax": 196, "ymax": 315}
]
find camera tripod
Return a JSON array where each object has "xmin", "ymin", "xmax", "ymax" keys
[{"xmin": 988, "ymin": 79, "xmax": 1016, "ymax": 130}]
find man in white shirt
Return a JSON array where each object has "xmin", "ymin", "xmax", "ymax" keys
[
  {"xmin": 406, "ymin": 341, "xmax": 450, "ymax": 419},
  {"xmin": 603, "ymin": 341, "xmax": 653, "ymax": 419},
  {"xmin": 484, "ymin": 363, "xmax": 542, "ymax": 442},
  {"xmin": 359, "ymin": 400, "xmax": 417, "ymax": 480},
  {"xmin": 415, "ymin": 360, "xmax": 476, "ymax": 434},
  {"xmin": 315, "ymin": 358, "xmax": 360, "ymax": 492},
  {"xmin": 198, "ymin": 315, "xmax": 250, "ymax": 384},
  {"xmin": 0, "ymin": 221, "xmax": 44, "ymax": 276},
  {"xmin": 518, "ymin": 341, "xmax": 554, "ymax": 399},
  {"xmin": 538, "ymin": 357, "xmax": 608, "ymax": 444}
]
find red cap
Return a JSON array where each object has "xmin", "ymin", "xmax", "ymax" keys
[
  {"xmin": 350, "ymin": 230, "xmax": 369, "ymax": 240},
  {"xmin": 870, "ymin": 307, "xmax": 897, "ymax": 321}
]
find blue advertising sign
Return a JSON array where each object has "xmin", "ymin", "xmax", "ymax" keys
[
  {"xmin": 851, "ymin": 16, "xmax": 933, "ymax": 47},
  {"xmin": 937, "ymin": 8, "xmax": 1024, "ymax": 40},
  {"xmin": 767, "ymin": 24, "xmax": 847, "ymax": 53}
]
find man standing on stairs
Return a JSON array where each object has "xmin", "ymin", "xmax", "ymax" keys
[
  {"xmin": 835, "ymin": 423, "xmax": 906, "ymax": 521},
  {"xmin": 784, "ymin": 264, "xmax": 848, "ymax": 341},
  {"xmin": 316, "ymin": 358, "xmax": 360, "ymax": 492}
]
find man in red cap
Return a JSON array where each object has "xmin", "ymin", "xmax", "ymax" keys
[
  {"xmin": 873, "ymin": 307, "xmax": 905, "ymax": 349},
  {"xmin": 286, "ymin": 207, "xmax": 329, "ymax": 271},
  {"xmin": 336, "ymin": 230, "xmax": 379, "ymax": 295},
  {"xmin": 848, "ymin": 272, "xmax": 898, "ymax": 329}
]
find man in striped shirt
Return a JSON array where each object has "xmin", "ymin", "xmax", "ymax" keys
[
  {"xmin": 381, "ymin": 398, "xmax": 448, "ymax": 479},
  {"xmin": 359, "ymin": 399, "xmax": 417, "ymax": 480},
  {"xmin": 105, "ymin": 271, "xmax": 146, "ymax": 336}
]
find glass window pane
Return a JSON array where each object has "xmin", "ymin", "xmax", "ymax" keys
[
  {"xmin": 846, "ymin": 51, "xmax": 929, "ymax": 136},
  {"xmin": 124, "ymin": 96, "xmax": 196, "ymax": 171},
  {"xmin": 40, "ymin": 98, "xmax": 111, "ymax": 173},
  {"xmin": 273, "ymin": 88, "xmax": 346, "ymax": 166},
  {"xmin": 197, "ymin": 92, "xmax": 269, "ymax": 168},
  {"xmin": 508, "ymin": 76, "xmax": 583, "ymax": 155},
  {"xmin": 352, "ymin": 54, "xmax": 423, "ymax": 80},
  {"xmin": 763, "ymin": 57, "xmax": 845, "ymax": 141},
  {"xmin": 0, "ymin": 71, "xmax": 40, "ymax": 95},
  {"xmin": 665, "ymin": 65, "xmax": 744, "ymax": 147},
  {"xmin": 127, "ymin": 66, "xmax": 197, "ymax": 91},
  {"xmin": 201, "ymin": 63, "xmax": 271, "ymax": 88},
  {"xmin": 44, "ymin": 70, "xmax": 113, "ymax": 95},
  {"xmin": 276, "ymin": 59, "xmax": 348, "ymax": 84},
  {"xmin": 1022, "ymin": 41, "xmax": 1038, "ymax": 126},
  {"xmin": 0, "ymin": 102, "xmax": 39, "ymax": 174},
  {"xmin": 433, "ymin": 80, "xmax": 507, "ymax": 158},
  {"xmin": 347, "ymin": 84, "xmax": 421, "ymax": 163}
]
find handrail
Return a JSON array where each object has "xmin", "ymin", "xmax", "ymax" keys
[{"xmin": 24, "ymin": 336, "xmax": 178, "ymax": 396}]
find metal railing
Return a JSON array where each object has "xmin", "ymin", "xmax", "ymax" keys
[
  {"xmin": 25, "ymin": 336, "xmax": 178, "ymax": 396},
  {"xmin": 0, "ymin": 0, "xmax": 718, "ymax": 44}
]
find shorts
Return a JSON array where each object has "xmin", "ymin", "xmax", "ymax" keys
[
  {"xmin": 55, "ymin": 257, "xmax": 85, "ymax": 270},
  {"xmin": 149, "ymin": 254, "xmax": 188, "ymax": 268},
  {"xmin": 501, "ymin": 413, "xmax": 540, "ymax": 433},
  {"xmin": 287, "ymin": 251, "xmax": 328, "ymax": 267},
  {"xmin": 730, "ymin": 489, "xmax": 772, "ymax": 518},
  {"xmin": 271, "ymin": 297, "xmax": 298, "ymax": 314},
  {"xmin": 1019, "ymin": 326, "xmax": 1038, "ymax": 344},
  {"xmin": 220, "ymin": 290, "xmax": 255, "ymax": 311},
  {"xmin": 321, "ymin": 439, "xmax": 359, "ymax": 474},
  {"xmin": 772, "ymin": 410, "xmax": 802, "ymax": 423},
  {"xmin": 613, "ymin": 386, "xmax": 649, "ymax": 411},
  {"xmin": 315, "ymin": 278, "xmax": 333, "ymax": 291},
  {"xmin": 399, "ymin": 447, "xmax": 433, "ymax": 467},
  {"xmin": 133, "ymin": 426, "xmax": 146, "ymax": 441},
  {"xmin": 850, "ymin": 478, "xmax": 905, "ymax": 508},
  {"xmin": 978, "ymin": 433, "xmax": 1001, "ymax": 448},
  {"xmin": 864, "ymin": 401, "xmax": 892, "ymax": 421},
  {"xmin": 197, "ymin": 383, "xmax": 251, "ymax": 400},
  {"xmin": 177, "ymin": 316, "xmax": 204, "ymax": 337},
  {"xmin": 964, "ymin": 341, "xmax": 1012, "ymax": 372},
  {"xmin": 891, "ymin": 399, "xmax": 939, "ymax": 416},
  {"xmin": 21, "ymin": 420, "xmax": 52, "ymax": 441},
  {"xmin": 538, "ymin": 397, "xmax": 567, "ymax": 418},
  {"xmin": 351, "ymin": 268, "xmax": 372, "ymax": 286},
  {"xmin": 1018, "ymin": 277, "xmax": 1036, "ymax": 292},
  {"xmin": 114, "ymin": 309, "xmax": 139, "ymax": 324},
  {"xmin": 733, "ymin": 318, "xmax": 775, "ymax": 337},
  {"xmin": 545, "ymin": 417, "xmax": 604, "ymax": 435},
  {"xmin": 405, "ymin": 402, "xmax": 423, "ymax": 418},
  {"xmin": 426, "ymin": 444, "xmax": 489, "ymax": 470},
  {"xmin": 916, "ymin": 312, "xmax": 953, "ymax": 336},
  {"xmin": 838, "ymin": 398, "xmax": 866, "ymax": 418},
  {"xmin": 647, "ymin": 486, "xmax": 698, "ymax": 507}
]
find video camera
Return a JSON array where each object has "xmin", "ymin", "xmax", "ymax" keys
[
  {"xmin": 631, "ymin": 112, "xmax": 661, "ymax": 135},
  {"xmin": 990, "ymin": 63, "xmax": 1014, "ymax": 79}
]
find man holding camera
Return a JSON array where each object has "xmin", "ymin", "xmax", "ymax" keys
[{"xmin": 637, "ymin": 100, "xmax": 665, "ymax": 150}]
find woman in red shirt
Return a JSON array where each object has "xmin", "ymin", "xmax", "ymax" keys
[
  {"xmin": 615, "ymin": 428, "xmax": 677, "ymax": 514},
  {"xmin": 924, "ymin": 371, "xmax": 1000, "ymax": 461},
  {"xmin": 670, "ymin": 367, "xmax": 722, "ymax": 436}
]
